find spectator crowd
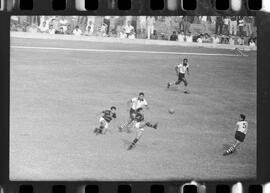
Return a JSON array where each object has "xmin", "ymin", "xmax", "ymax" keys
[{"xmin": 10, "ymin": 16, "xmax": 257, "ymax": 47}]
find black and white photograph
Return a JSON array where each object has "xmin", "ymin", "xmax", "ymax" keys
[{"xmin": 10, "ymin": 15, "xmax": 256, "ymax": 181}]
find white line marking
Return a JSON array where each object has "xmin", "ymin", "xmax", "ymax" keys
[{"xmin": 11, "ymin": 45, "xmax": 241, "ymax": 57}]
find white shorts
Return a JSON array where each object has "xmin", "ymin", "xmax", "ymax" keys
[
  {"xmin": 134, "ymin": 122, "xmax": 145, "ymax": 132},
  {"xmin": 99, "ymin": 117, "xmax": 109, "ymax": 129}
]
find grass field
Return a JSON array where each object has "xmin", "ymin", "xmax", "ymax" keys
[{"xmin": 10, "ymin": 37, "xmax": 257, "ymax": 181}]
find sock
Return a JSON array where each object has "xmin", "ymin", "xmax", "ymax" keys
[
  {"xmin": 146, "ymin": 122, "xmax": 153, "ymax": 127},
  {"xmin": 132, "ymin": 138, "xmax": 138, "ymax": 145},
  {"xmin": 128, "ymin": 138, "xmax": 138, "ymax": 149},
  {"xmin": 226, "ymin": 144, "xmax": 236, "ymax": 154}
]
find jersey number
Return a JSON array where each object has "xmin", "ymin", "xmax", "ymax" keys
[{"xmin": 242, "ymin": 123, "xmax": 247, "ymax": 128}]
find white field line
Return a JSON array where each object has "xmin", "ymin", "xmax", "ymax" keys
[{"xmin": 10, "ymin": 45, "xmax": 243, "ymax": 57}]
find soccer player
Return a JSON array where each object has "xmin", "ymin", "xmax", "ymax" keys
[
  {"xmin": 223, "ymin": 114, "xmax": 248, "ymax": 156},
  {"xmin": 167, "ymin": 58, "xmax": 190, "ymax": 94},
  {"xmin": 127, "ymin": 108, "xmax": 158, "ymax": 150},
  {"xmin": 118, "ymin": 92, "xmax": 149, "ymax": 132},
  {"xmin": 94, "ymin": 106, "xmax": 117, "ymax": 135}
]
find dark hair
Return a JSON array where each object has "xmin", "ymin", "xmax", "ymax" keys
[
  {"xmin": 136, "ymin": 107, "xmax": 143, "ymax": 112},
  {"xmin": 139, "ymin": 92, "xmax": 144, "ymax": 96},
  {"xmin": 240, "ymin": 114, "xmax": 246, "ymax": 120},
  {"xmin": 183, "ymin": 58, "xmax": 188, "ymax": 61},
  {"xmin": 111, "ymin": 106, "xmax": 116, "ymax": 110},
  {"xmin": 75, "ymin": 25, "xmax": 79, "ymax": 28}
]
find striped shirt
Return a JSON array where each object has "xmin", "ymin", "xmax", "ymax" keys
[
  {"xmin": 135, "ymin": 112, "xmax": 144, "ymax": 122},
  {"xmin": 102, "ymin": 110, "xmax": 116, "ymax": 123}
]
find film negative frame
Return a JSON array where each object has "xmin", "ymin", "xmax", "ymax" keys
[{"xmin": 1, "ymin": 0, "xmax": 270, "ymax": 192}]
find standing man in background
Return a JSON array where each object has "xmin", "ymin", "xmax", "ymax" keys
[
  {"xmin": 146, "ymin": 16, "xmax": 155, "ymax": 39},
  {"xmin": 215, "ymin": 16, "xmax": 224, "ymax": 35},
  {"xmin": 230, "ymin": 16, "xmax": 237, "ymax": 36}
]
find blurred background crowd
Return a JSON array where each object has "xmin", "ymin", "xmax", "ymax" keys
[{"xmin": 11, "ymin": 16, "xmax": 257, "ymax": 47}]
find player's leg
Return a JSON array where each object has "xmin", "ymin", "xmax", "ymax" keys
[
  {"xmin": 223, "ymin": 140, "xmax": 241, "ymax": 155},
  {"xmin": 168, "ymin": 74, "xmax": 181, "ymax": 88},
  {"xmin": 127, "ymin": 122, "xmax": 144, "ymax": 150},
  {"xmin": 127, "ymin": 121, "xmax": 158, "ymax": 150},
  {"xmin": 145, "ymin": 122, "xmax": 158, "ymax": 129},
  {"xmin": 95, "ymin": 118, "xmax": 106, "ymax": 135},
  {"xmin": 223, "ymin": 131, "xmax": 245, "ymax": 155},
  {"xmin": 102, "ymin": 121, "xmax": 109, "ymax": 134},
  {"xmin": 119, "ymin": 109, "xmax": 135, "ymax": 132},
  {"xmin": 183, "ymin": 77, "xmax": 189, "ymax": 93}
]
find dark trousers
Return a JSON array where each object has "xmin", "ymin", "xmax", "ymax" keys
[
  {"xmin": 215, "ymin": 23, "xmax": 223, "ymax": 35},
  {"xmin": 239, "ymin": 26, "xmax": 244, "ymax": 36},
  {"xmin": 104, "ymin": 19, "xmax": 110, "ymax": 35}
]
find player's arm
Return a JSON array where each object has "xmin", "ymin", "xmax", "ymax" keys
[
  {"xmin": 234, "ymin": 122, "xmax": 239, "ymax": 132},
  {"xmin": 187, "ymin": 66, "xmax": 190, "ymax": 75},
  {"xmin": 175, "ymin": 66, "xmax": 179, "ymax": 74},
  {"xmin": 127, "ymin": 99, "xmax": 132, "ymax": 111},
  {"xmin": 144, "ymin": 100, "xmax": 149, "ymax": 110},
  {"xmin": 96, "ymin": 110, "xmax": 105, "ymax": 117}
]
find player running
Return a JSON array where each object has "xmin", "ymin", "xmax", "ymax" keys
[
  {"xmin": 223, "ymin": 114, "xmax": 248, "ymax": 156},
  {"xmin": 118, "ymin": 92, "xmax": 149, "ymax": 133},
  {"xmin": 167, "ymin": 58, "xmax": 190, "ymax": 94},
  {"xmin": 94, "ymin": 106, "xmax": 117, "ymax": 135},
  {"xmin": 127, "ymin": 108, "xmax": 158, "ymax": 150}
]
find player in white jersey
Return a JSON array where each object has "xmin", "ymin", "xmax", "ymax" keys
[
  {"xmin": 223, "ymin": 114, "xmax": 248, "ymax": 156},
  {"xmin": 118, "ymin": 92, "xmax": 149, "ymax": 132},
  {"xmin": 167, "ymin": 58, "xmax": 190, "ymax": 93}
]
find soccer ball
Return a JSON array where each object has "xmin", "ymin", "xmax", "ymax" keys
[{"xmin": 168, "ymin": 108, "xmax": 175, "ymax": 114}]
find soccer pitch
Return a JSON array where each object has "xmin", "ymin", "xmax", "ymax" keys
[{"xmin": 10, "ymin": 37, "xmax": 256, "ymax": 181}]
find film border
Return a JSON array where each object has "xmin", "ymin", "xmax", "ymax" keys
[{"xmin": 1, "ymin": 1, "xmax": 270, "ymax": 193}]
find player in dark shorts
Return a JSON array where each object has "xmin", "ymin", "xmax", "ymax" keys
[
  {"xmin": 94, "ymin": 106, "xmax": 117, "ymax": 135},
  {"xmin": 223, "ymin": 114, "xmax": 248, "ymax": 156},
  {"xmin": 118, "ymin": 92, "xmax": 148, "ymax": 133},
  {"xmin": 127, "ymin": 108, "xmax": 158, "ymax": 150},
  {"xmin": 167, "ymin": 58, "xmax": 190, "ymax": 94}
]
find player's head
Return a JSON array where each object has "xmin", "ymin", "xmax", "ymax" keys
[
  {"xmin": 136, "ymin": 107, "xmax": 143, "ymax": 114},
  {"xmin": 138, "ymin": 92, "xmax": 144, "ymax": 100},
  {"xmin": 111, "ymin": 106, "xmax": 116, "ymax": 113},
  {"xmin": 240, "ymin": 114, "xmax": 246, "ymax": 121},
  {"xmin": 183, "ymin": 58, "xmax": 188, "ymax": 65}
]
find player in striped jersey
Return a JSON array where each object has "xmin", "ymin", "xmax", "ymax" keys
[
  {"xmin": 118, "ymin": 92, "xmax": 149, "ymax": 133},
  {"xmin": 223, "ymin": 114, "xmax": 248, "ymax": 156},
  {"xmin": 127, "ymin": 108, "xmax": 158, "ymax": 150},
  {"xmin": 94, "ymin": 106, "xmax": 117, "ymax": 135},
  {"xmin": 167, "ymin": 58, "xmax": 190, "ymax": 94}
]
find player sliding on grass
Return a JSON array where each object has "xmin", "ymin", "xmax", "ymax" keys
[
  {"xmin": 223, "ymin": 114, "xmax": 248, "ymax": 156},
  {"xmin": 167, "ymin": 58, "xmax": 190, "ymax": 94},
  {"xmin": 94, "ymin": 106, "xmax": 117, "ymax": 135},
  {"xmin": 127, "ymin": 108, "xmax": 158, "ymax": 150},
  {"xmin": 118, "ymin": 92, "xmax": 149, "ymax": 133}
]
